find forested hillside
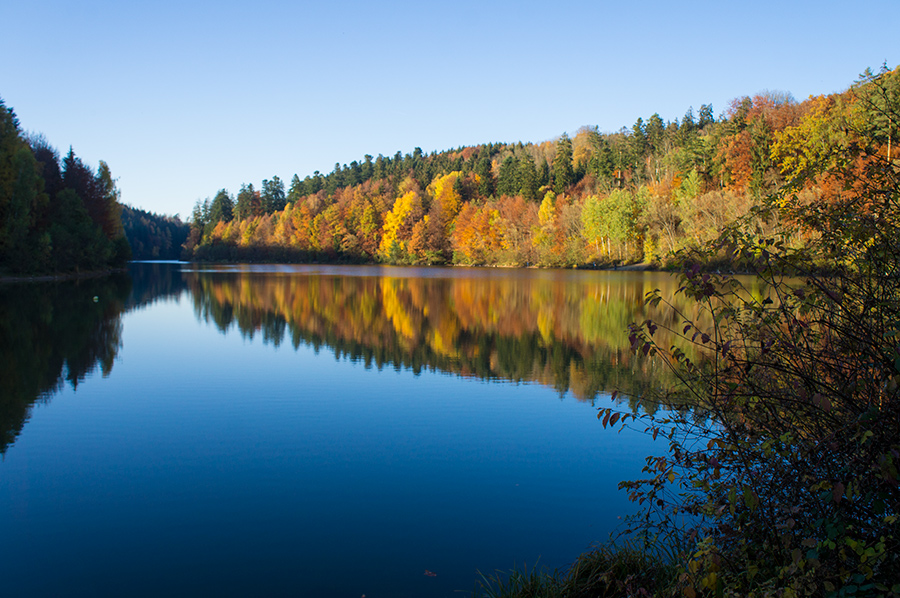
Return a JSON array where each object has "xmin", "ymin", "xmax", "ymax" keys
[
  {"xmin": 0, "ymin": 98, "xmax": 130, "ymax": 274},
  {"xmin": 183, "ymin": 66, "xmax": 899, "ymax": 267},
  {"xmin": 121, "ymin": 205, "xmax": 189, "ymax": 261}
]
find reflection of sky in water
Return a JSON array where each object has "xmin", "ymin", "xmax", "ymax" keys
[{"xmin": 0, "ymin": 268, "xmax": 660, "ymax": 598}]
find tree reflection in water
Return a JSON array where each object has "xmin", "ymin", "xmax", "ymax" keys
[
  {"xmin": 0, "ymin": 274, "xmax": 130, "ymax": 453},
  {"xmin": 185, "ymin": 267, "xmax": 699, "ymax": 410},
  {"xmin": 0, "ymin": 264, "xmax": 735, "ymax": 454}
]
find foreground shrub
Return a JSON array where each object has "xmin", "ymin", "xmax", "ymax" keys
[
  {"xmin": 476, "ymin": 541, "xmax": 677, "ymax": 598},
  {"xmin": 608, "ymin": 66, "xmax": 900, "ymax": 597}
]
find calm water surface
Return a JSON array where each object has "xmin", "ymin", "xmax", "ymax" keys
[{"xmin": 0, "ymin": 263, "xmax": 685, "ymax": 597}]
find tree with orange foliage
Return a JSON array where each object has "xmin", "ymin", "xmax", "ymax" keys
[
  {"xmin": 450, "ymin": 202, "xmax": 504, "ymax": 264},
  {"xmin": 717, "ymin": 92, "xmax": 803, "ymax": 196}
]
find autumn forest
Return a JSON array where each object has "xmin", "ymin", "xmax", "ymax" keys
[
  {"xmin": 182, "ymin": 66, "xmax": 898, "ymax": 270},
  {"xmin": 3, "ymin": 67, "xmax": 896, "ymax": 274}
]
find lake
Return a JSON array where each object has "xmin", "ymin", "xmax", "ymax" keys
[{"xmin": 0, "ymin": 263, "xmax": 686, "ymax": 597}]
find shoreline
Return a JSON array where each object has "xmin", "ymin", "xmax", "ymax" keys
[
  {"xmin": 183, "ymin": 256, "xmax": 667, "ymax": 271},
  {"xmin": 0, "ymin": 260, "xmax": 668, "ymax": 284},
  {"xmin": 0, "ymin": 267, "xmax": 128, "ymax": 284}
]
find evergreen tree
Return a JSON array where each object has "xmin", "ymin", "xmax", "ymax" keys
[
  {"xmin": 552, "ymin": 133, "xmax": 574, "ymax": 194},
  {"xmin": 261, "ymin": 176, "xmax": 286, "ymax": 213},
  {"xmin": 209, "ymin": 189, "xmax": 234, "ymax": 223},
  {"xmin": 287, "ymin": 174, "xmax": 304, "ymax": 204},
  {"xmin": 374, "ymin": 155, "xmax": 386, "ymax": 180},
  {"xmin": 730, "ymin": 97, "xmax": 752, "ymax": 132},
  {"xmin": 235, "ymin": 183, "xmax": 255, "ymax": 220},
  {"xmin": 310, "ymin": 171, "xmax": 323, "ymax": 193},
  {"xmin": 588, "ymin": 135, "xmax": 614, "ymax": 181},
  {"xmin": 62, "ymin": 148, "xmax": 100, "ymax": 221},
  {"xmin": 645, "ymin": 113, "xmax": 666, "ymax": 153},
  {"xmin": 517, "ymin": 154, "xmax": 539, "ymax": 201},
  {"xmin": 475, "ymin": 155, "xmax": 495, "ymax": 198},
  {"xmin": 630, "ymin": 119, "xmax": 648, "ymax": 159},
  {"xmin": 681, "ymin": 106, "xmax": 696, "ymax": 133},
  {"xmin": 698, "ymin": 103, "xmax": 715, "ymax": 128},
  {"xmin": 539, "ymin": 159, "xmax": 551, "ymax": 189},
  {"xmin": 121, "ymin": 205, "xmax": 189, "ymax": 260},
  {"xmin": 95, "ymin": 161, "xmax": 125, "ymax": 240},
  {"xmin": 497, "ymin": 156, "xmax": 518, "ymax": 197}
]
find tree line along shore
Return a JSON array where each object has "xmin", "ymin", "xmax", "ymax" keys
[{"xmin": 181, "ymin": 67, "xmax": 896, "ymax": 273}]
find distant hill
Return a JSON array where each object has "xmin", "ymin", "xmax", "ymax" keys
[{"xmin": 121, "ymin": 205, "xmax": 189, "ymax": 261}]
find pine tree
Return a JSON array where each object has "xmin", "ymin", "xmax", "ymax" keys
[{"xmin": 552, "ymin": 133, "xmax": 574, "ymax": 194}]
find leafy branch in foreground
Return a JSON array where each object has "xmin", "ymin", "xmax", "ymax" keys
[{"xmin": 602, "ymin": 65, "xmax": 900, "ymax": 597}]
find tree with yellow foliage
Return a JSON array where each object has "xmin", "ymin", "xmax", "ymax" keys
[
  {"xmin": 426, "ymin": 171, "xmax": 463, "ymax": 227},
  {"xmin": 378, "ymin": 184, "xmax": 424, "ymax": 261}
]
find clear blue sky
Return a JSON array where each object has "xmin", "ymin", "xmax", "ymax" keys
[{"xmin": 2, "ymin": 0, "xmax": 898, "ymax": 217}]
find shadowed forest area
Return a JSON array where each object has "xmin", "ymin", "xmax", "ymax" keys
[
  {"xmin": 0, "ymin": 100, "xmax": 130, "ymax": 274},
  {"xmin": 121, "ymin": 205, "xmax": 189, "ymax": 261}
]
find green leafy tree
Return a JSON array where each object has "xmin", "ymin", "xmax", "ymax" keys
[
  {"xmin": 0, "ymin": 102, "xmax": 51, "ymax": 271},
  {"xmin": 580, "ymin": 195, "xmax": 607, "ymax": 258},
  {"xmin": 48, "ymin": 188, "xmax": 107, "ymax": 271},
  {"xmin": 0, "ymin": 99, "xmax": 24, "ymax": 258},
  {"xmin": 0, "ymin": 99, "xmax": 129, "ymax": 273}
]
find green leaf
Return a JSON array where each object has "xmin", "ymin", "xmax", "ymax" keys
[{"xmin": 743, "ymin": 487, "xmax": 758, "ymax": 511}]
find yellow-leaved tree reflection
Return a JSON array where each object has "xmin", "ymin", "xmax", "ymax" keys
[{"xmin": 186, "ymin": 267, "xmax": 715, "ymax": 409}]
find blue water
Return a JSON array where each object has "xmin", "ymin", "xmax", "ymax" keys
[{"xmin": 0, "ymin": 264, "xmax": 664, "ymax": 597}]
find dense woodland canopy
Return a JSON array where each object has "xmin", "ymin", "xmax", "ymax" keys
[
  {"xmin": 183, "ymin": 66, "xmax": 899, "ymax": 268},
  {"xmin": 0, "ymin": 98, "xmax": 130, "ymax": 274},
  {"xmin": 121, "ymin": 205, "xmax": 188, "ymax": 261}
]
